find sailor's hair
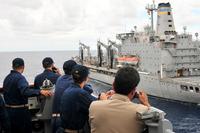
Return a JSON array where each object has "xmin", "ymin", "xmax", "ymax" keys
[
  {"xmin": 12, "ymin": 58, "xmax": 24, "ymax": 69},
  {"xmin": 114, "ymin": 67, "xmax": 140, "ymax": 95},
  {"xmin": 42, "ymin": 57, "xmax": 54, "ymax": 69}
]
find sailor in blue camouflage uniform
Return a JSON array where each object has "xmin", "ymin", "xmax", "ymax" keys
[
  {"xmin": 59, "ymin": 65, "xmax": 107, "ymax": 133},
  {"xmin": 52, "ymin": 60, "xmax": 77, "ymax": 133},
  {"xmin": 52, "ymin": 60, "xmax": 93, "ymax": 133},
  {"xmin": 0, "ymin": 94, "xmax": 10, "ymax": 133},
  {"xmin": 3, "ymin": 58, "xmax": 52, "ymax": 133},
  {"xmin": 34, "ymin": 57, "xmax": 61, "ymax": 90}
]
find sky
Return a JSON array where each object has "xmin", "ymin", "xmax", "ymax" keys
[{"xmin": 0, "ymin": 0, "xmax": 199, "ymax": 52}]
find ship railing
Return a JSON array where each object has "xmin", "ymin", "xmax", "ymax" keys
[
  {"xmin": 164, "ymin": 47, "xmax": 200, "ymax": 57},
  {"xmin": 88, "ymin": 65, "xmax": 152, "ymax": 76},
  {"xmin": 163, "ymin": 39, "xmax": 177, "ymax": 44},
  {"xmin": 116, "ymin": 32, "xmax": 135, "ymax": 40}
]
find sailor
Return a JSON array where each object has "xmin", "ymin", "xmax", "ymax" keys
[
  {"xmin": 0, "ymin": 94, "xmax": 10, "ymax": 133},
  {"xmin": 52, "ymin": 60, "xmax": 94, "ymax": 133},
  {"xmin": 52, "ymin": 60, "xmax": 76, "ymax": 133},
  {"xmin": 59, "ymin": 65, "xmax": 107, "ymax": 133},
  {"xmin": 34, "ymin": 57, "xmax": 61, "ymax": 90},
  {"xmin": 89, "ymin": 67, "xmax": 150, "ymax": 133},
  {"xmin": 2, "ymin": 58, "xmax": 52, "ymax": 133}
]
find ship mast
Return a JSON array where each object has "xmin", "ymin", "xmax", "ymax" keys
[
  {"xmin": 79, "ymin": 42, "xmax": 91, "ymax": 64},
  {"xmin": 97, "ymin": 40, "xmax": 112, "ymax": 68},
  {"xmin": 146, "ymin": 0, "xmax": 157, "ymax": 34}
]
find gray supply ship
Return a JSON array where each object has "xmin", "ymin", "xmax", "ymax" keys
[{"xmin": 78, "ymin": 2, "xmax": 200, "ymax": 104}]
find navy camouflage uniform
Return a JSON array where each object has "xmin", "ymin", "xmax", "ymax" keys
[
  {"xmin": 3, "ymin": 70, "xmax": 41, "ymax": 133},
  {"xmin": 60, "ymin": 83, "xmax": 96, "ymax": 132},
  {"xmin": 34, "ymin": 69, "xmax": 60, "ymax": 90},
  {"xmin": 52, "ymin": 74, "xmax": 93, "ymax": 133},
  {"xmin": 0, "ymin": 94, "xmax": 10, "ymax": 133},
  {"xmin": 34, "ymin": 67, "xmax": 60, "ymax": 133},
  {"xmin": 52, "ymin": 74, "xmax": 73, "ymax": 133}
]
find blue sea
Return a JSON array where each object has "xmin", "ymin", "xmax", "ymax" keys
[{"xmin": 0, "ymin": 51, "xmax": 200, "ymax": 133}]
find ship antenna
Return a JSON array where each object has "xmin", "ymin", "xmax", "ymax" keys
[
  {"xmin": 146, "ymin": 0, "xmax": 157, "ymax": 35},
  {"xmin": 134, "ymin": 26, "xmax": 137, "ymax": 32},
  {"xmin": 195, "ymin": 32, "xmax": 199, "ymax": 41},
  {"xmin": 183, "ymin": 26, "xmax": 187, "ymax": 34}
]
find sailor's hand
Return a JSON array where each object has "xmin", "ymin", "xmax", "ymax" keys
[
  {"xmin": 52, "ymin": 66, "xmax": 62, "ymax": 75},
  {"xmin": 98, "ymin": 93, "xmax": 108, "ymax": 100},
  {"xmin": 138, "ymin": 91, "xmax": 150, "ymax": 107},
  {"xmin": 40, "ymin": 90, "xmax": 53, "ymax": 97},
  {"xmin": 106, "ymin": 90, "xmax": 115, "ymax": 98},
  {"xmin": 55, "ymin": 68, "xmax": 62, "ymax": 75}
]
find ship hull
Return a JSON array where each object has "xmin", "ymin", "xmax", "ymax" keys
[{"xmin": 89, "ymin": 71, "xmax": 200, "ymax": 104}]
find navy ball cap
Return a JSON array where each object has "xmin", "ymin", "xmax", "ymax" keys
[
  {"xmin": 63, "ymin": 60, "xmax": 77, "ymax": 74},
  {"xmin": 72, "ymin": 65, "xmax": 89, "ymax": 82},
  {"xmin": 12, "ymin": 58, "xmax": 24, "ymax": 69}
]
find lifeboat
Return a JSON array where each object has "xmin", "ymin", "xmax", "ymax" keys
[{"xmin": 116, "ymin": 56, "xmax": 139, "ymax": 68}]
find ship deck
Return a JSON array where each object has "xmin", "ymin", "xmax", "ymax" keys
[
  {"xmin": 169, "ymin": 76, "xmax": 200, "ymax": 85},
  {"xmin": 87, "ymin": 65, "xmax": 200, "ymax": 86}
]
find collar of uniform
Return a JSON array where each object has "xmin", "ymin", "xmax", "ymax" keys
[
  {"xmin": 61, "ymin": 74, "xmax": 72, "ymax": 81},
  {"xmin": 64, "ymin": 74, "xmax": 71, "ymax": 78},
  {"xmin": 11, "ymin": 70, "xmax": 20, "ymax": 74},
  {"xmin": 111, "ymin": 93, "xmax": 130, "ymax": 102},
  {"xmin": 44, "ymin": 69, "xmax": 53, "ymax": 73},
  {"xmin": 72, "ymin": 83, "xmax": 81, "ymax": 88}
]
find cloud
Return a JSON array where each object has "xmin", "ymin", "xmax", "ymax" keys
[
  {"xmin": 31, "ymin": 0, "xmax": 86, "ymax": 34},
  {"xmin": 0, "ymin": 0, "xmax": 199, "ymax": 51},
  {"xmin": 0, "ymin": 0, "xmax": 42, "ymax": 9}
]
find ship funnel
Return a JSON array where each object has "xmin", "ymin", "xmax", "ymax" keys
[{"xmin": 156, "ymin": 3, "xmax": 176, "ymax": 37}]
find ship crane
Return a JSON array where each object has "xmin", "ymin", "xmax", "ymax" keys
[
  {"xmin": 79, "ymin": 42, "xmax": 91, "ymax": 64},
  {"xmin": 97, "ymin": 42, "xmax": 103, "ymax": 67},
  {"xmin": 97, "ymin": 41, "xmax": 113, "ymax": 68},
  {"xmin": 108, "ymin": 39, "xmax": 122, "ymax": 55}
]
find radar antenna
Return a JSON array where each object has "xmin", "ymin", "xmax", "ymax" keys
[{"xmin": 146, "ymin": 0, "xmax": 157, "ymax": 34}]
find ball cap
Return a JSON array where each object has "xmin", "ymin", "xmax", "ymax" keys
[
  {"xmin": 63, "ymin": 60, "xmax": 77, "ymax": 74},
  {"xmin": 72, "ymin": 65, "xmax": 89, "ymax": 82},
  {"xmin": 12, "ymin": 58, "xmax": 24, "ymax": 68}
]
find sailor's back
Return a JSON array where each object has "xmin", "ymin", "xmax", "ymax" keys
[
  {"xmin": 34, "ymin": 69, "xmax": 59, "ymax": 89},
  {"xmin": 3, "ymin": 70, "xmax": 40, "ymax": 105},
  {"xmin": 60, "ymin": 83, "xmax": 96, "ymax": 130},
  {"xmin": 34, "ymin": 57, "xmax": 60, "ymax": 90},
  {"xmin": 53, "ymin": 74, "xmax": 72, "ymax": 114},
  {"xmin": 89, "ymin": 93, "xmax": 148, "ymax": 133},
  {"xmin": 3, "ymin": 70, "xmax": 23, "ymax": 104}
]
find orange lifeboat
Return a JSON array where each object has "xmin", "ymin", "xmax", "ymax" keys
[{"xmin": 116, "ymin": 56, "xmax": 139, "ymax": 67}]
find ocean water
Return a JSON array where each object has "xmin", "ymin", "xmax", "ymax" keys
[
  {"xmin": 0, "ymin": 51, "xmax": 78, "ymax": 85},
  {"xmin": 0, "ymin": 51, "xmax": 200, "ymax": 133}
]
